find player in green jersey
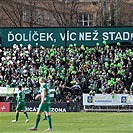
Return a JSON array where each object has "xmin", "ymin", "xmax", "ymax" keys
[
  {"xmin": 29, "ymin": 77, "xmax": 52, "ymax": 131},
  {"xmin": 12, "ymin": 85, "xmax": 29, "ymax": 123}
]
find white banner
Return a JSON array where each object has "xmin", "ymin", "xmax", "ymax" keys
[
  {"xmin": 0, "ymin": 87, "xmax": 55, "ymax": 98},
  {"xmin": 83, "ymin": 94, "xmax": 132, "ymax": 105},
  {"xmin": 0, "ymin": 87, "xmax": 14, "ymax": 96},
  {"xmin": 0, "ymin": 87, "xmax": 7, "ymax": 95},
  {"xmin": 14, "ymin": 87, "xmax": 29, "ymax": 94}
]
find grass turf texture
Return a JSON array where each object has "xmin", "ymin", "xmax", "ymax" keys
[{"xmin": 0, "ymin": 112, "xmax": 133, "ymax": 133}]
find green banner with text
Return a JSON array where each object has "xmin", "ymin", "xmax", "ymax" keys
[{"xmin": 0, "ymin": 26, "xmax": 133, "ymax": 47}]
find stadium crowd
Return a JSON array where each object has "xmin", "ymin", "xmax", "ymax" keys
[{"xmin": 0, "ymin": 42, "xmax": 133, "ymax": 102}]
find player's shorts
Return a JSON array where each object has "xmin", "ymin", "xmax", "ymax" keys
[
  {"xmin": 38, "ymin": 102, "xmax": 51, "ymax": 112},
  {"xmin": 16, "ymin": 102, "xmax": 26, "ymax": 111}
]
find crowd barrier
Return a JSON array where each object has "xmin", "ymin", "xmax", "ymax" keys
[
  {"xmin": 1, "ymin": 94, "xmax": 133, "ymax": 112},
  {"xmin": 83, "ymin": 94, "xmax": 133, "ymax": 112},
  {"xmin": 0, "ymin": 102, "xmax": 80, "ymax": 112}
]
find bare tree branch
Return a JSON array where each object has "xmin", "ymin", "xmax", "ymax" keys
[
  {"xmin": 97, "ymin": 0, "xmax": 132, "ymax": 26},
  {"xmin": 0, "ymin": 0, "xmax": 132, "ymax": 27},
  {"xmin": 43, "ymin": 0, "xmax": 80, "ymax": 26}
]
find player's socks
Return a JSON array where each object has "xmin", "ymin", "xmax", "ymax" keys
[
  {"xmin": 24, "ymin": 112, "xmax": 29, "ymax": 120},
  {"xmin": 34, "ymin": 114, "xmax": 41, "ymax": 128},
  {"xmin": 16, "ymin": 112, "xmax": 19, "ymax": 121},
  {"xmin": 47, "ymin": 115, "xmax": 52, "ymax": 129},
  {"xmin": 43, "ymin": 113, "xmax": 47, "ymax": 120}
]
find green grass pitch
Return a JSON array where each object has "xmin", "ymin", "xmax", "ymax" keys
[{"xmin": 0, "ymin": 112, "xmax": 133, "ymax": 133}]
